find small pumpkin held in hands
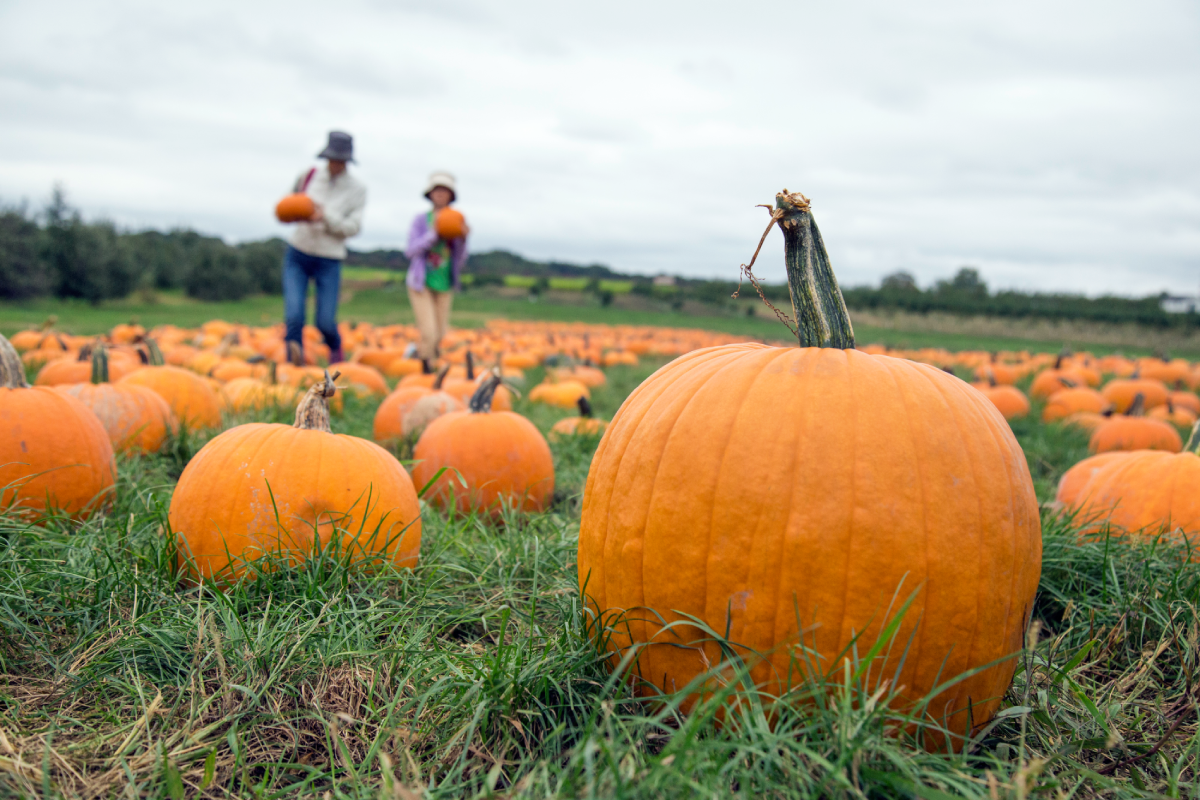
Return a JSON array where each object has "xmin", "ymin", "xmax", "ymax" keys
[
  {"xmin": 168, "ymin": 371, "xmax": 422, "ymax": 583},
  {"xmin": 577, "ymin": 190, "xmax": 1042, "ymax": 741}
]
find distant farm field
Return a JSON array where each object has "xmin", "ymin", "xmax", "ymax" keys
[{"xmin": 3, "ymin": 286, "xmax": 1199, "ymax": 357}]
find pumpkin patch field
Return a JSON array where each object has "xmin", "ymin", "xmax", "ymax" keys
[{"xmin": 3, "ymin": 210, "xmax": 1199, "ymax": 798}]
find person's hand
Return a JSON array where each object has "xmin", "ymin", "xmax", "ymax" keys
[{"xmin": 309, "ymin": 204, "xmax": 325, "ymax": 223}]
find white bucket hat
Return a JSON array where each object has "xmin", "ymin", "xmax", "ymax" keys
[{"xmin": 423, "ymin": 171, "xmax": 457, "ymax": 202}]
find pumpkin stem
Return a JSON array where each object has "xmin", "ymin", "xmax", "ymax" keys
[
  {"xmin": 293, "ymin": 370, "xmax": 340, "ymax": 432},
  {"xmin": 432, "ymin": 364, "xmax": 451, "ymax": 390},
  {"xmin": 578, "ymin": 396, "xmax": 594, "ymax": 418},
  {"xmin": 469, "ymin": 374, "xmax": 502, "ymax": 413},
  {"xmin": 421, "ymin": 358, "xmax": 433, "ymax": 375},
  {"xmin": 987, "ymin": 369, "xmax": 997, "ymax": 387},
  {"xmin": 776, "ymin": 190, "xmax": 855, "ymax": 349},
  {"xmin": 1059, "ymin": 376, "xmax": 1077, "ymax": 389},
  {"xmin": 91, "ymin": 344, "xmax": 110, "ymax": 384},
  {"xmin": 144, "ymin": 337, "xmax": 165, "ymax": 366},
  {"xmin": 1185, "ymin": 420, "xmax": 1200, "ymax": 454},
  {"xmin": 0, "ymin": 334, "xmax": 30, "ymax": 389},
  {"xmin": 466, "ymin": 350, "xmax": 475, "ymax": 381},
  {"xmin": 267, "ymin": 360, "xmax": 278, "ymax": 385},
  {"xmin": 1127, "ymin": 393, "xmax": 1145, "ymax": 417}
]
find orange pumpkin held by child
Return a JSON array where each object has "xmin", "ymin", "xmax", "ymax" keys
[{"xmin": 577, "ymin": 191, "xmax": 1042, "ymax": 741}]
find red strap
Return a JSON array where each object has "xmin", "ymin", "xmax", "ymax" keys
[{"xmin": 299, "ymin": 167, "xmax": 317, "ymax": 193}]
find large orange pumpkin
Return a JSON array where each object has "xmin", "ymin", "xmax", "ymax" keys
[
  {"xmin": 118, "ymin": 340, "xmax": 222, "ymax": 430},
  {"xmin": 412, "ymin": 376, "xmax": 554, "ymax": 514},
  {"xmin": 168, "ymin": 371, "xmax": 422, "ymax": 583},
  {"xmin": 53, "ymin": 345, "xmax": 175, "ymax": 455},
  {"xmin": 1055, "ymin": 451, "xmax": 1136, "ymax": 509},
  {"xmin": 0, "ymin": 334, "xmax": 115, "ymax": 517},
  {"xmin": 577, "ymin": 191, "xmax": 1041, "ymax": 740}
]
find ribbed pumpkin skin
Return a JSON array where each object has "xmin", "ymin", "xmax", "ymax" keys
[
  {"xmin": 578, "ymin": 344, "xmax": 1042, "ymax": 737},
  {"xmin": 412, "ymin": 411, "xmax": 554, "ymax": 514},
  {"xmin": 169, "ymin": 424, "xmax": 422, "ymax": 581},
  {"xmin": 54, "ymin": 383, "xmax": 175, "ymax": 454},
  {"xmin": 120, "ymin": 366, "xmax": 222, "ymax": 429},
  {"xmin": 0, "ymin": 387, "xmax": 115, "ymax": 516},
  {"xmin": 1064, "ymin": 451, "xmax": 1200, "ymax": 537}
]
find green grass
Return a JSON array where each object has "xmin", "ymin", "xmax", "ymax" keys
[
  {"xmin": 2, "ymin": 359, "xmax": 1198, "ymax": 798},
  {"xmin": 342, "ymin": 266, "xmax": 402, "ymax": 282}
]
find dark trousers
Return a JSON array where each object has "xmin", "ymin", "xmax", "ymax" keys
[{"xmin": 283, "ymin": 245, "xmax": 342, "ymax": 352}]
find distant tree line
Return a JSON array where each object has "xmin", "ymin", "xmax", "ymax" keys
[{"xmin": 0, "ymin": 188, "xmax": 286, "ymax": 303}]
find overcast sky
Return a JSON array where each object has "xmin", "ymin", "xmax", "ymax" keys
[{"xmin": 2, "ymin": 0, "xmax": 1198, "ymax": 295}]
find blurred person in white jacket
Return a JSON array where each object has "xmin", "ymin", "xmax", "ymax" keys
[{"xmin": 283, "ymin": 130, "xmax": 366, "ymax": 365}]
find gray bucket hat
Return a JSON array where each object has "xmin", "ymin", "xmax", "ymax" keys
[{"xmin": 317, "ymin": 131, "xmax": 355, "ymax": 162}]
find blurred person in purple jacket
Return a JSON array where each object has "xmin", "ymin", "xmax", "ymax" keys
[{"xmin": 406, "ymin": 171, "xmax": 468, "ymax": 360}]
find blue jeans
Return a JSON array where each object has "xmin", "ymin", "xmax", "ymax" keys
[{"xmin": 283, "ymin": 245, "xmax": 342, "ymax": 352}]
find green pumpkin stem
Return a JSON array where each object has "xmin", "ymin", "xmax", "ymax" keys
[
  {"xmin": 469, "ymin": 373, "xmax": 502, "ymax": 413},
  {"xmin": 776, "ymin": 191, "xmax": 855, "ymax": 348},
  {"xmin": 91, "ymin": 344, "xmax": 110, "ymax": 384},
  {"xmin": 294, "ymin": 370, "xmax": 339, "ymax": 432},
  {"xmin": 0, "ymin": 334, "xmax": 30, "ymax": 389},
  {"xmin": 1185, "ymin": 420, "xmax": 1200, "ymax": 454},
  {"xmin": 144, "ymin": 337, "xmax": 165, "ymax": 366}
]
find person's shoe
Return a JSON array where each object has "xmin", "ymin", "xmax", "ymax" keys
[{"xmin": 329, "ymin": 347, "xmax": 345, "ymax": 365}]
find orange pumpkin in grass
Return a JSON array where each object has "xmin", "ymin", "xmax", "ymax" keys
[
  {"xmin": 53, "ymin": 345, "xmax": 175, "ymax": 455},
  {"xmin": 578, "ymin": 191, "xmax": 1041, "ymax": 742},
  {"xmin": 1062, "ymin": 411, "xmax": 1111, "ymax": 434},
  {"xmin": 1102, "ymin": 376, "xmax": 1168, "ymax": 413},
  {"xmin": 413, "ymin": 376, "xmax": 555, "ymax": 515},
  {"xmin": 220, "ymin": 366, "xmax": 299, "ymax": 414},
  {"xmin": 442, "ymin": 353, "xmax": 513, "ymax": 411},
  {"xmin": 970, "ymin": 375, "xmax": 1030, "ymax": 420},
  {"xmin": 168, "ymin": 371, "xmax": 422, "ymax": 583},
  {"xmin": 550, "ymin": 396, "xmax": 608, "ymax": 439},
  {"xmin": 118, "ymin": 340, "xmax": 222, "ymax": 430},
  {"xmin": 373, "ymin": 366, "xmax": 463, "ymax": 444},
  {"xmin": 1059, "ymin": 424, "xmax": 1200, "ymax": 540},
  {"xmin": 1149, "ymin": 401, "xmax": 1197, "ymax": 428},
  {"xmin": 1089, "ymin": 395, "xmax": 1181, "ymax": 454},
  {"xmin": 1167, "ymin": 390, "xmax": 1200, "ymax": 415},
  {"xmin": 1042, "ymin": 387, "xmax": 1111, "ymax": 422},
  {"xmin": 36, "ymin": 346, "xmax": 139, "ymax": 386},
  {"xmin": 329, "ymin": 362, "xmax": 389, "ymax": 398},
  {"xmin": 530, "ymin": 379, "xmax": 590, "ymax": 409},
  {"xmin": 0, "ymin": 335, "xmax": 115, "ymax": 517}
]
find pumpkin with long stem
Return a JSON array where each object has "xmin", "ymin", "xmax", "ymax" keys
[
  {"xmin": 1089, "ymin": 394, "xmax": 1182, "ymax": 454},
  {"xmin": 412, "ymin": 374, "xmax": 554, "ymax": 515},
  {"xmin": 1060, "ymin": 420, "xmax": 1200, "ymax": 539},
  {"xmin": 53, "ymin": 344, "xmax": 176, "ymax": 455},
  {"xmin": 0, "ymin": 334, "xmax": 115, "ymax": 517},
  {"xmin": 577, "ymin": 190, "xmax": 1041, "ymax": 741},
  {"xmin": 119, "ymin": 339, "xmax": 222, "ymax": 430},
  {"xmin": 168, "ymin": 371, "xmax": 422, "ymax": 582}
]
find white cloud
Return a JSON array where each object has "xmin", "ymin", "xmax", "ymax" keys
[{"xmin": 1, "ymin": 0, "xmax": 1197, "ymax": 295}]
